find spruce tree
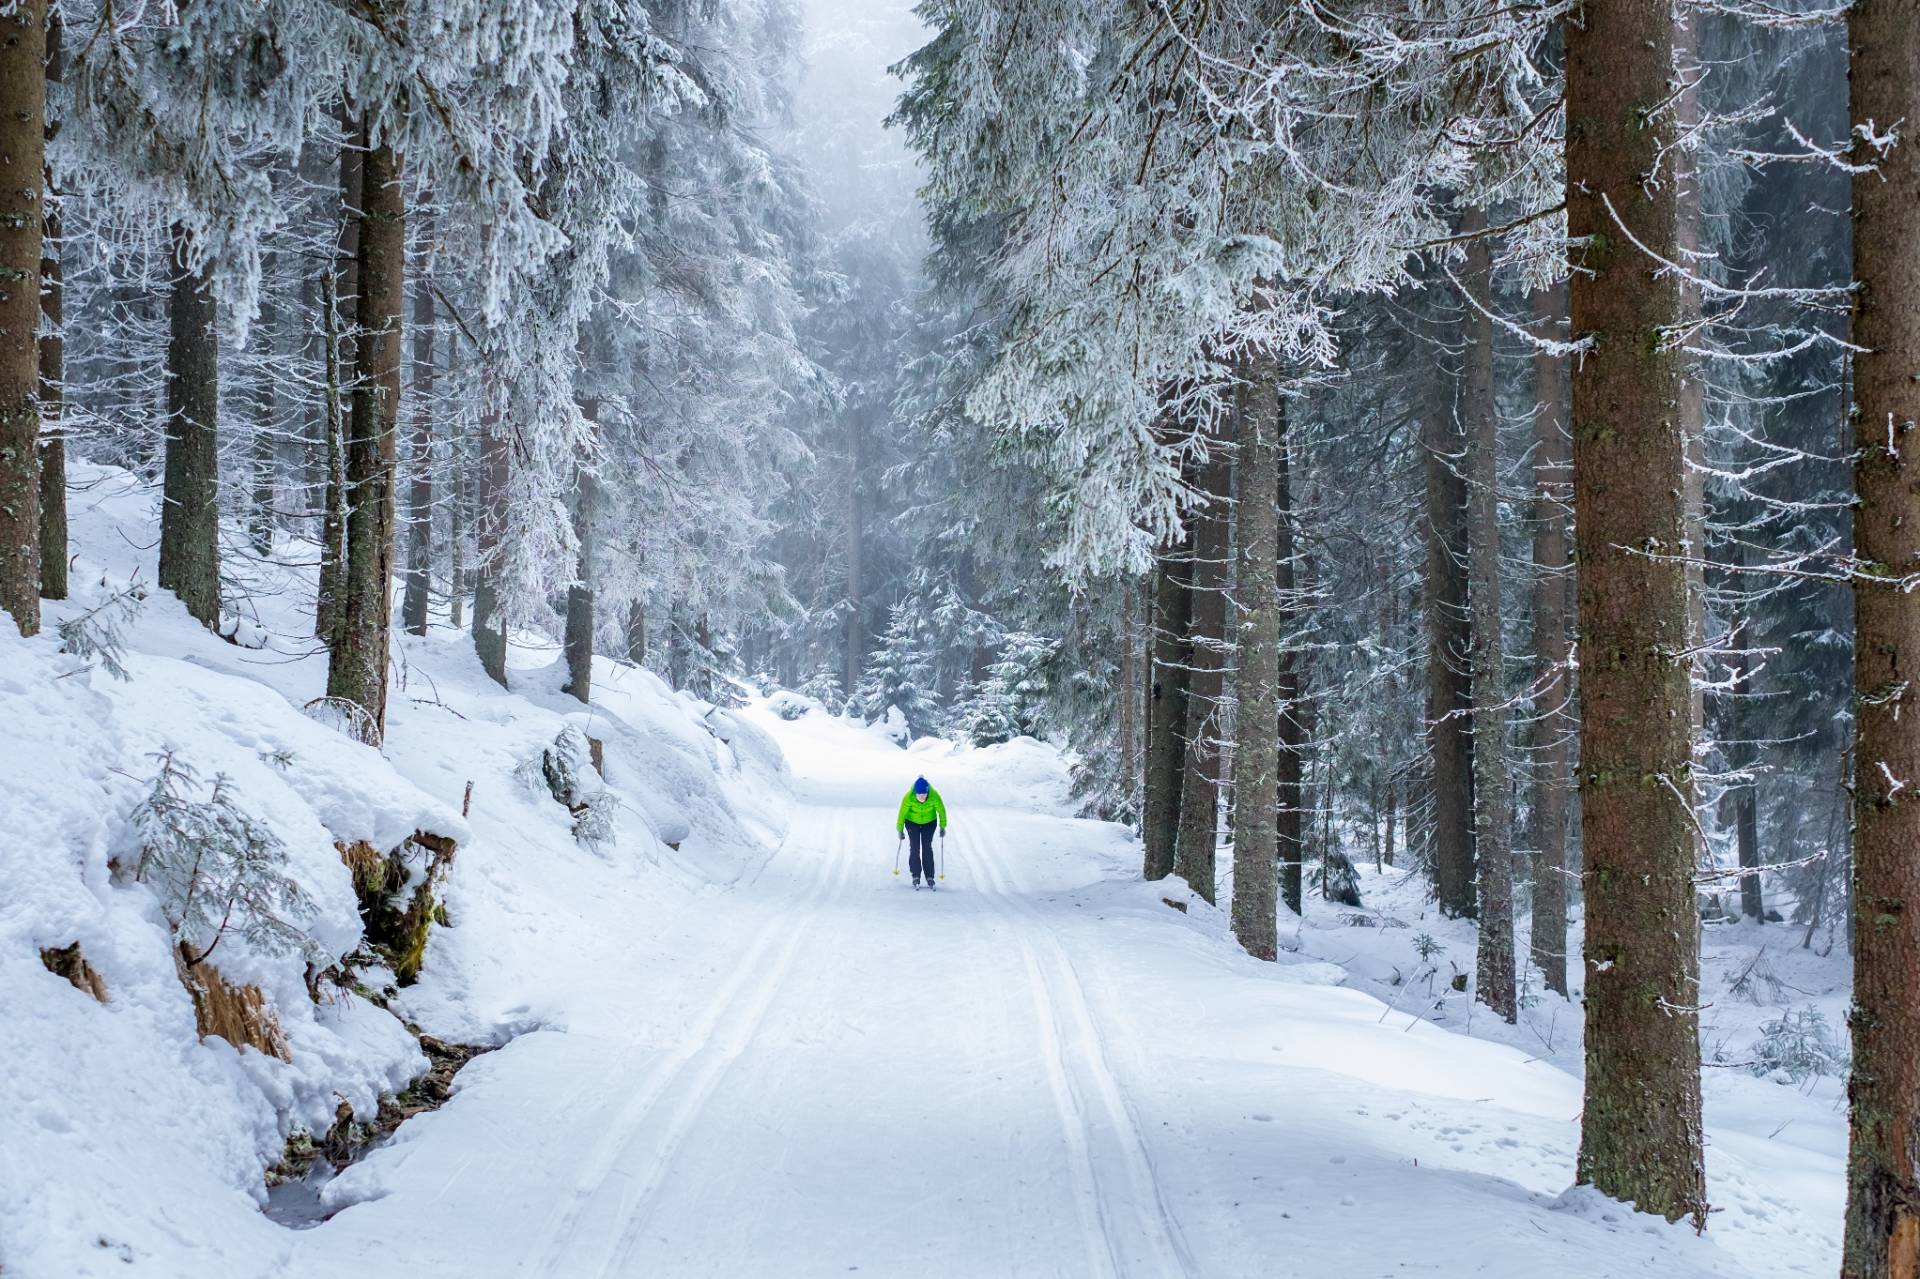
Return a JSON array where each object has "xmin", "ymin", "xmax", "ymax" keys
[
  {"xmin": 1173, "ymin": 421, "xmax": 1234, "ymax": 902},
  {"xmin": 1231, "ymin": 368, "xmax": 1281, "ymax": 960},
  {"xmin": 325, "ymin": 127, "xmax": 403, "ymax": 739},
  {"xmin": 1460, "ymin": 211, "xmax": 1515, "ymax": 1023},
  {"xmin": 0, "ymin": 0, "xmax": 47, "ymax": 636},
  {"xmin": 157, "ymin": 227, "xmax": 221, "ymax": 630},
  {"xmin": 1566, "ymin": 0, "xmax": 1708, "ymax": 1224},
  {"xmin": 1842, "ymin": 0, "xmax": 1920, "ymax": 1267}
]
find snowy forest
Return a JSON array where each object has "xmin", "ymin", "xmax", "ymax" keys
[{"xmin": 1, "ymin": 0, "xmax": 1915, "ymax": 1274}]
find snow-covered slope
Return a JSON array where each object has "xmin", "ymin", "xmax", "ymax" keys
[
  {"xmin": 5, "ymin": 463, "xmax": 1841, "ymax": 1277},
  {"xmin": 1, "ymin": 463, "xmax": 791, "ymax": 1277}
]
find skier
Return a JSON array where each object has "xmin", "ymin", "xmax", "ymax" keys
[{"xmin": 896, "ymin": 776, "xmax": 948, "ymax": 889}]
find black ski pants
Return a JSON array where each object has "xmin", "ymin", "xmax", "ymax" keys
[{"xmin": 905, "ymin": 820, "xmax": 938, "ymax": 882}]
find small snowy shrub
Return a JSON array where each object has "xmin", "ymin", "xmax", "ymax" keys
[
  {"xmin": 56, "ymin": 584, "xmax": 146, "ymax": 681},
  {"xmin": 128, "ymin": 751, "xmax": 321, "ymax": 965},
  {"xmin": 798, "ymin": 669, "xmax": 845, "ymax": 714},
  {"xmin": 1726, "ymin": 948, "xmax": 1789, "ymax": 1005},
  {"xmin": 571, "ymin": 791, "xmax": 619, "ymax": 852},
  {"xmin": 1320, "ymin": 849, "xmax": 1362, "ymax": 907},
  {"xmin": 517, "ymin": 727, "xmax": 617, "ymax": 851},
  {"xmin": 956, "ymin": 632, "xmax": 1054, "ymax": 746},
  {"xmin": 304, "ymin": 695, "xmax": 381, "ymax": 745},
  {"xmin": 876, "ymin": 705, "xmax": 911, "ymax": 746},
  {"xmin": 767, "ymin": 690, "xmax": 816, "ymax": 721},
  {"xmin": 1746, "ymin": 1006, "xmax": 1849, "ymax": 1085},
  {"xmin": 851, "ymin": 605, "xmax": 942, "ymax": 737}
]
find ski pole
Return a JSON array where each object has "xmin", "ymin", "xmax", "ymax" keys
[
  {"xmin": 939, "ymin": 830, "xmax": 947, "ymax": 881},
  {"xmin": 893, "ymin": 834, "xmax": 902, "ymax": 877}
]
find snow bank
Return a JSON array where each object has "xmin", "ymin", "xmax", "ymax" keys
[
  {"xmin": 0, "ymin": 620, "xmax": 449, "ymax": 1276},
  {"xmin": 1, "ymin": 462, "xmax": 791, "ymax": 1277}
]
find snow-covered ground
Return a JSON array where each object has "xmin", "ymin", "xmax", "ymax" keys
[{"xmin": 3, "ymin": 463, "xmax": 1844, "ymax": 1276}]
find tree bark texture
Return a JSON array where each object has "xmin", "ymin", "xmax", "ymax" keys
[
  {"xmin": 248, "ymin": 256, "xmax": 277, "ymax": 556},
  {"xmin": 1423, "ymin": 360, "xmax": 1476, "ymax": 917},
  {"xmin": 0, "ymin": 0, "xmax": 47, "ymax": 635},
  {"xmin": 1120, "ymin": 582, "xmax": 1138, "ymax": 814},
  {"xmin": 1728, "ymin": 620, "xmax": 1765, "ymax": 923},
  {"xmin": 1143, "ymin": 544, "xmax": 1192, "ymax": 879},
  {"xmin": 472, "ymin": 408, "xmax": 509, "ymax": 688},
  {"xmin": 1461, "ymin": 212, "xmax": 1516, "ymax": 1023},
  {"xmin": 1530, "ymin": 281, "xmax": 1574, "ymax": 997},
  {"xmin": 845, "ymin": 412, "xmax": 865, "ymax": 696},
  {"xmin": 159, "ymin": 226, "xmax": 221, "ymax": 630},
  {"xmin": 1566, "ymin": 0, "xmax": 1708, "ymax": 1224},
  {"xmin": 325, "ymin": 135, "xmax": 403, "ymax": 740},
  {"xmin": 1277, "ymin": 417, "xmax": 1306, "ymax": 917},
  {"xmin": 1232, "ymin": 370, "xmax": 1281, "ymax": 961},
  {"xmin": 1842, "ymin": 0, "xmax": 1920, "ymax": 1268},
  {"xmin": 1676, "ymin": 6, "xmax": 1708, "ymax": 741},
  {"xmin": 564, "ymin": 398, "xmax": 599, "ymax": 704},
  {"xmin": 35, "ymin": 6, "xmax": 62, "ymax": 601},
  {"xmin": 316, "ymin": 127, "xmax": 361, "ymax": 646},
  {"xmin": 1173, "ymin": 418, "xmax": 1234, "ymax": 903},
  {"xmin": 447, "ymin": 431, "xmax": 464, "ymax": 629},
  {"xmin": 626, "ymin": 594, "xmax": 646, "ymax": 666},
  {"xmin": 401, "ymin": 246, "xmax": 434, "ymax": 637}
]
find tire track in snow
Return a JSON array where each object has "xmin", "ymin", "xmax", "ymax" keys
[
  {"xmin": 957, "ymin": 823, "xmax": 1196, "ymax": 1279},
  {"xmin": 586, "ymin": 806, "xmax": 858, "ymax": 1276},
  {"xmin": 516, "ymin": 807, "xmax": 851, "ymax": 1276}
]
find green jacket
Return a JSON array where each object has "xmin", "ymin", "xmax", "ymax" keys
[{"xmin": 897, "ymin": 787, "xmax": 948, "ymax": 834}]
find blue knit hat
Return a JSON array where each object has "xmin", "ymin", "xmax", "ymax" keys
[{"xmin": 914, "ymin": 776, "xmax": 929, "ymax": 796}]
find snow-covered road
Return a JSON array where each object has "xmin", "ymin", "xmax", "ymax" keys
[{"xmin": 283, "ymin": 707, "xmax": 1772, "ymax": 1278}]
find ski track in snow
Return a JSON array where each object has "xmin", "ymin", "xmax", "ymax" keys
[
  {"xmin": 251, "ymin": 705, "xmax": 1808, "ymax": 1278},
  {"xmin": 956, "ymin": 823, "xmax": 1195, "ymax": 1279},
  {"xmin": 519, "ymin": 807, "xmax": 856, "ymax": 1277}
]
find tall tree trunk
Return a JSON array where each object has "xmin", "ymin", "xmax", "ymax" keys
[
  {"xmin": 1842, "ymin": 0, "xmax": 1920, "ymax": 1267},
  {"xmin": 471, "ymin": 405, "xmax": 508, "ymax": 687},
  {"xmin": 1173, "ymin": 416, "xmax": 1234, "ymax": 902},
  {"xmin": 1461, "ymin": 210, "xmax": 1516, "ymax": 1023},
  {"xmin": 846, "ymin": 413, "xmax": 864, "ymax": 695},
  {"xmin": 1232, "ymin": 368, "xmax": 1281, "ymax": 961},
  {"xmin": 1277, "ymin": 414, "xmax": 1306, "ymax": 916},
  {"xmin": 401, "ymin": 232, "xmax": 434, "ymax": 637},
  {"xmin": 1143, "ymin": 543, "xmax": 1192, "ymax": 879},
  {"xmin": 1566, "ymin": 0, "xmax": 1707, "ymax": 1224},
  {"xmin": 35, "ymin": 6, "xmax": 62, "ymax": 601},
  {"xmin": 693, "ymin": 614, "xmax": 714, "ymax": 701},
  {"xmin": 300, "ymin": 268, "xmax": 323, "ymax": 531},
  {"xmin": 626, "ymin": 594, "xmax": 646, "ymax": 665},
  {"xmin": 317, "ymin": 124, "xmax": 361, "ymax": 644},
  {"xmin": 563, "ymin": 397, "xmax": 599, "ymax": 704},
  {"xmin": 1423, "ymin": 356, "xmax": 1476, "ymax": 917},
  {"xmin": 1676, "ymin": 7, "xmax": 1708, "ymax": 745},
  {"xmin": 158, "ymin": 226, "xmax": 221, "ymax": 630},
  {"xmin": 1727, "ymin": 607, "xmax": 1764, "ymax": 922},
  {"xmin": 248, "ymin": 255, "xmax": 277, "ymax": 556},
  {"xmin": 0, "ymin": 0, "xmax": 47, "ymax": 635},
  {"xmin": 1119, "ymin": 581, "xmax": 1138, "ymax": 813},
  {"xmin": 1383, "ymin": 779, "xmax": 1397, "ymax": 869},
  {"xmin": 1530, "ymin": 280, "xmax": 1574, "ymax": 997},
  {"xmin": 325, "ymin": 133, "xmax": 403, "ymax": 740},
  {"xmin": 447, "ymin": 426, "xmax": 464, "ymax": 629}
]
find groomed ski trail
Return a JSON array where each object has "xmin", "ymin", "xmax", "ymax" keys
[
  {"xmin": 281, "ymin": 709, "xmax": 1768, "ymax": 1279},
  {"xmin": 518, "ymin": 806, "xmax": 857, "ymax": 1276},
  {"xmin": 956, "ymin": 823, "xmax": 1196, "ymax": 1278}
]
